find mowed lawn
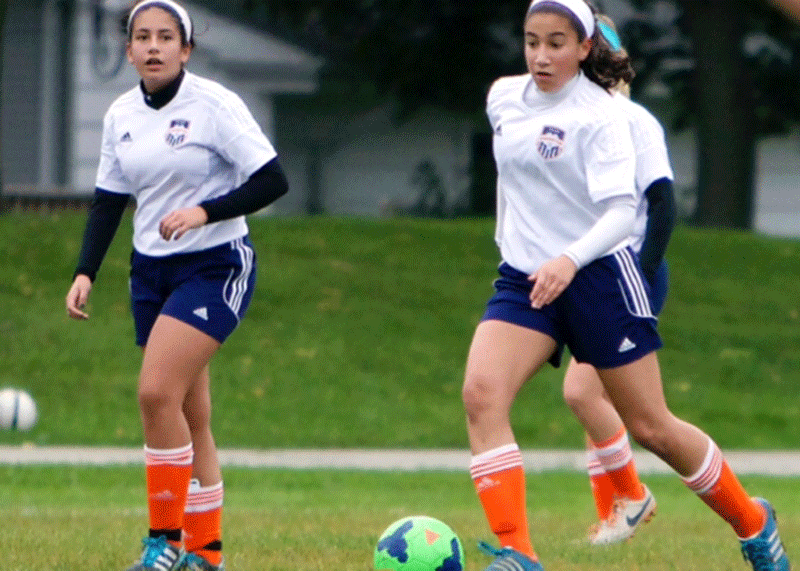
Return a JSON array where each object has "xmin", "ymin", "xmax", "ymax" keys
[
  {"xmin": 1, "ymin": 212, "xmax": 798, "ymax": 449},
  {"xmin": 2, "ymin": 466, "xmax": 798, "ymax": 571}
]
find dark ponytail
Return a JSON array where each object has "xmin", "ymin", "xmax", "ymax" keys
[{"xmin": 580, "ymin": 2, "xmax": 634, "ymax": 90}]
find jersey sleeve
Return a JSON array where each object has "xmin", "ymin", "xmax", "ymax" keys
[
  {"xmin": 582, "ymin": 114, "xmax": 637, "ymax": 203},
  {"xmin": 95, "ymin": 109, "xmax": 131, "ymax": 195},
  {"xmin": 631, "ymin": 108, "xmax": 674, "ymax": 192},
  {"xmin": 213, "ymin": 93, "xmax": 278, "ymax": 179}
]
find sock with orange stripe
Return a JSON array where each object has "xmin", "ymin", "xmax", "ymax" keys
[
  {"xmin": 145, "ymin": 443, "xmax": 194, "ymax": 547},
  {"xmin": 682, "ymin": 437, "xmax": 766, "ymax": 539},
  {"xmin": 592, "ymin": 428, "xmax": 646, "ymax": 501},
  {"xmin": 184, "ymin": 479, "xmax": 224, "ymax": 566},
  {"xmin": 470, "ymin": 443, "xmax": 537, "ymax": 560},
  {"xmin": 586, "ymin": 447, "xmax": 615, "ymax": 521}
]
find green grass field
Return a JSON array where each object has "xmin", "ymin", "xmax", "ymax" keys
[
  {"xmin": 2, "ymin": 466, "xmax": 798, "ymax": 570},
  {"xmin": 1, "ymin": 212, "xmax": 799, "ymax": 570},
  {"xmin": 1, "ymin": 212, "xmax": 799, "ymax": 448}
]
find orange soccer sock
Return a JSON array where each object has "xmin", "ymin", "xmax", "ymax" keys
[
  {"xmin": 184, "ymin": 480, "xmax": 224, "ymax": 566},
  {"xmin": 470, "ymin": 444, "xmax": 537, "ymax": 560},
  {"xmin": 682, "ymin": 438, "xmax": 766, "ymax": 539},
  {"xmin": 586, "ymin": 448, "xmax": 616, "ymax": 521},
  {"xmin": 592, "ymin": 428, "xmax": 645, "ymax": 501},
  {"xmin": 145, "ymin": 443, "xmax": 194, "ymax": 545}
]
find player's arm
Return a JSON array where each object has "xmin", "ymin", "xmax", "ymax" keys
[
  {"xmin": 638, "ymin": 177, "xmax": 676, "ymax": 282},
  {"xmin": 199, "ymin": 157, "xmax": 288, "ymax": 222},
  {"xmin": 73, "ymin": 189, "xmax": 130, "ymax": 282},
  {"xmin": 159, "ymin": 158, "xmax": 289, "ymax": 240},
  {"xmin": 529, "ymin": 194, "xmax": 638, "ymax": 309},
  {"xmin": 67, "ymin": 188, "xmax": 130, "ymax": 319}
]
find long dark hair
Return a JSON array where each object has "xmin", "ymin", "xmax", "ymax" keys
[{"xmin": 526, "ymin": 1, "xmax": 634, "ymax": 91}]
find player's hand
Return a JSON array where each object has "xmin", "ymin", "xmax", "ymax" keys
[
  {"xmin": 66, "ymin": 274, "xmax": 93, "ymax": 320},
  {"xmin": 159, "ymin": 206, "xmax": 209, "ymax": 240},
  {"xmin": 528, "ymin": 255, "xmax": 577, "ymax": 309}
]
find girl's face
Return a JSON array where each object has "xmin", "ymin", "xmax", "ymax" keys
[
  {"xmin": 524, "ymin": 11, "xmax": 591, "ymax": 93},
  {"xmin": 126, "ymin": 7, "xmax": 191, "ymax": 92}
]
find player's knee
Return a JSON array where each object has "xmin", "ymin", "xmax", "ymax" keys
[
  {"xmin": 626, "ymin": 420, "xmax": 670, "ymax": 456},
  {"xmin": 462, "ymin": 372, "xmax": 502, "ymax": 420},
  {"xmin": 562, "ymin": 381, "xmax": 591, "ymax": 414},
  {"xmin": 138, "ymin": 386, "xmax": 177, "ymax": 418}
]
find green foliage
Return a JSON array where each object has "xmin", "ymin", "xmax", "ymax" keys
[
  {"xmin": 1, "ymin": 466, "xmax": 798, "ymax": 570},
  {"xmin": 0, "ymin": 213, "xmax": 799, "ymax": 448}
]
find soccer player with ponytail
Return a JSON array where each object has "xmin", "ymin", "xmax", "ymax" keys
[{"xmin": 463, "ymin": 1, "xmax": 790, "ymax": 569}]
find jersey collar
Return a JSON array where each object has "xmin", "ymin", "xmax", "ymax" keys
[{"xmin": 140, "ymin": 69, "xmax": 185, "ymax": 110}]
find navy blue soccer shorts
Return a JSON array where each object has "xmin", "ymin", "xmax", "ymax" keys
[
  {"xmin": 481, "ymin": 247, "xmax": 662, "ymax": 369},
  {"xmin": 130, "ymin": 236, "xmax": 256, "ymax": 346},
  {"xmin": 647, "ymin": 259, "xmax": 669, "ymax": 316}
]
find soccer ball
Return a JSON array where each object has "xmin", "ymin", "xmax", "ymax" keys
[
  {"xmin": 374, "ymin": 515, "xmax": 464, "ymax": 571},
  {"xmin": 0, "ymin": 388, "xmax": 38, "ymax": 431}
]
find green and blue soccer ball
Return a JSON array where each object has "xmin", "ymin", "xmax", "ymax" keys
[{"xmin": 374, "ymin": 515, "xmax": 464, "ymax": 571}]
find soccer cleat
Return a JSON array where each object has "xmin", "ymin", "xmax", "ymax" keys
[
  {"xmin": 740, "ymin": 498, "xmax": 790, "ymax": 571},
  {"xmin": 177, "ymin": 553, "xmax": 226, "ymax": 571},
  {"xmin": 589, "ymin": 484, "xmax": 656, "ymax": 545},
  {"xmin": 478, "ymin": 541, "xmax": 545, "ymax": 571},
  {"xmin": 125, "ymin": 536, "xmax": 182, "ymax": 571}
]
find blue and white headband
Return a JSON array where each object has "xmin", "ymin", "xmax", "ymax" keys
[
  {"xmin": 528, "ymin": 0, "xmax": 596, "ymax": 39},
  {"xmin": 128, "ymin": 0, "xmax": 193, "ymax": 42}
]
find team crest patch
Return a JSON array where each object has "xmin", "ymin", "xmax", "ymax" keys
[
  {"xmin": 537, "ymin": 125, "xmax": 565, "ymax": 159},
  {"xmin": 165, "ymin": 119, "xmax": 190, "ymax": 147}
]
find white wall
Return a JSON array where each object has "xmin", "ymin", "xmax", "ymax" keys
[{"xmin": 319, "ymin": 107, "xmax": 471, "ymax": 215}]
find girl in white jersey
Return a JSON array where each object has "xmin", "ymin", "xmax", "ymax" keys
[
  {"xmin": 463, "ymin": 2, "xmax": 789, "ymax": 571},
  {"xmin": 561, "ymin": 14, "xmax": 674, "ymax": 546},
  {"xmin": 65, "ymin": 2, "xmax": 288, "ymax": 570}
]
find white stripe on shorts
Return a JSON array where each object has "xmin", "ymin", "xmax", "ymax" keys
[
  {"xmin": 614, "ymin": 249, "xmax": 654, "ymax": 319},
  {"xmin": 224, "ymin": 237, "xmax": 254, "ymax": 320}
]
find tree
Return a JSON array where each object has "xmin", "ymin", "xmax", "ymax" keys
[
  {"xmin": 218, "ymin": 0, "xmax": 800, "ymax": 224},
  {"xmin": 626, "ymin": 0, "xmax": 800, "ymax": 228}
]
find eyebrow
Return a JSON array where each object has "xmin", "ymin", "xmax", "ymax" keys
[{"xmin": 525, "ymin": 31, "xmax": 568, "ymax": 38}]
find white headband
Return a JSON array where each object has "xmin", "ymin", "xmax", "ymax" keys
[
  {"xmin": 128, "ymin": 0, "xmax": 193, "ymax": 42},
  {"xmin": 528, "ymin": 0, "xmax": 596, "ymax": 39}
]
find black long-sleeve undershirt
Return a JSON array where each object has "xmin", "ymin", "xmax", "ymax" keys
[
  {"xmin": 199, "ymin": 157, "xmax": 288, "ymax": 223},
  {"xmin": 73, "ymin": 189, "xmax": 130, "ymax": 282},
  {"xmin": 639, "ymin": 177, "xmax": 676, "ymax": 281}
]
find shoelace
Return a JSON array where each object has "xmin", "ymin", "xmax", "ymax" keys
[
  {"xmin": 141, "ymin": 536, "xmax": 172, "ymax": 568},
  {"xmin": 742, "ymin": 539, "xmax": 776, "ymax": 571},
  {"xmin": 478, "ymin": 541, "xmax": 504, "ymax": 558}
]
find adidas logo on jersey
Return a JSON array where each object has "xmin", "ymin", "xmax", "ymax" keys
[
  {"xmin": 193, "ymin": 307, "xmax": 209, "ymax": 321},
  {"xmin": 618, "ymin": 337, "xmax": 637, "ymax": 353},
  {"xmin": 120, "ymin": 132, "xmax": 132, "ymax": 142}
]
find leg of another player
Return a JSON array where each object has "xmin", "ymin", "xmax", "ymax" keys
[
  {"xmin": 463, "ymin": 320, "xmax": 557, "ymax": 569},
  {"xmin": 599, "ymin": 352, "xmax": 790, "ymax": 570},
  {"xmin": 183, "ymin": 364, "xmax": 225, "ymax": 568},
  {"xmin": 137, "ymin": 315, "xmax": 221, "ymax": 557},
  {"xmin": 564, "ymin": 358, "xmax": 652, "ymax": 544}
]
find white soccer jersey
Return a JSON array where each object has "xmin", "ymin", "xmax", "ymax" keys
[
  {"xmin": 488, "ymin": 72, "xmax": 637, "ymax": 275},
  {"xmin": 614, "ymin": 93, "xmax": 674, "ymax": 253},
  {"xmin": 96, "ymin": 71, "xmax": 278, "ymax": 256}
]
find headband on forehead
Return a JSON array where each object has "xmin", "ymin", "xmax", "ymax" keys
[
  {"xmin": 528, "ymin": 0, "xmax": 596, "ymax": 39},
  {"xmin": 128, "ymin": 0, "xmax": 192, "ymax": 41}
]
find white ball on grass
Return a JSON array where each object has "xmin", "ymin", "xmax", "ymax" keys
[{"xmin": 0, "ymin": 388, "xmax": 38, "ymax": 431}]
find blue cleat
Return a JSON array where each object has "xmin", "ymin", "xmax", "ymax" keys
[
  {"xmin": 740, "ymin": 498, "xmax": 790, "ymax": 571},
  {"xmin": 125, "ymin": 536, "xmax": 182, "ymax": 571},
  {"xmin": 478, "ymin": 541, "xmax": 545, "ymax": 571},
  {"xmin": 177, "ymin": 552, "xmax": 225, "ymax": 571}
]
